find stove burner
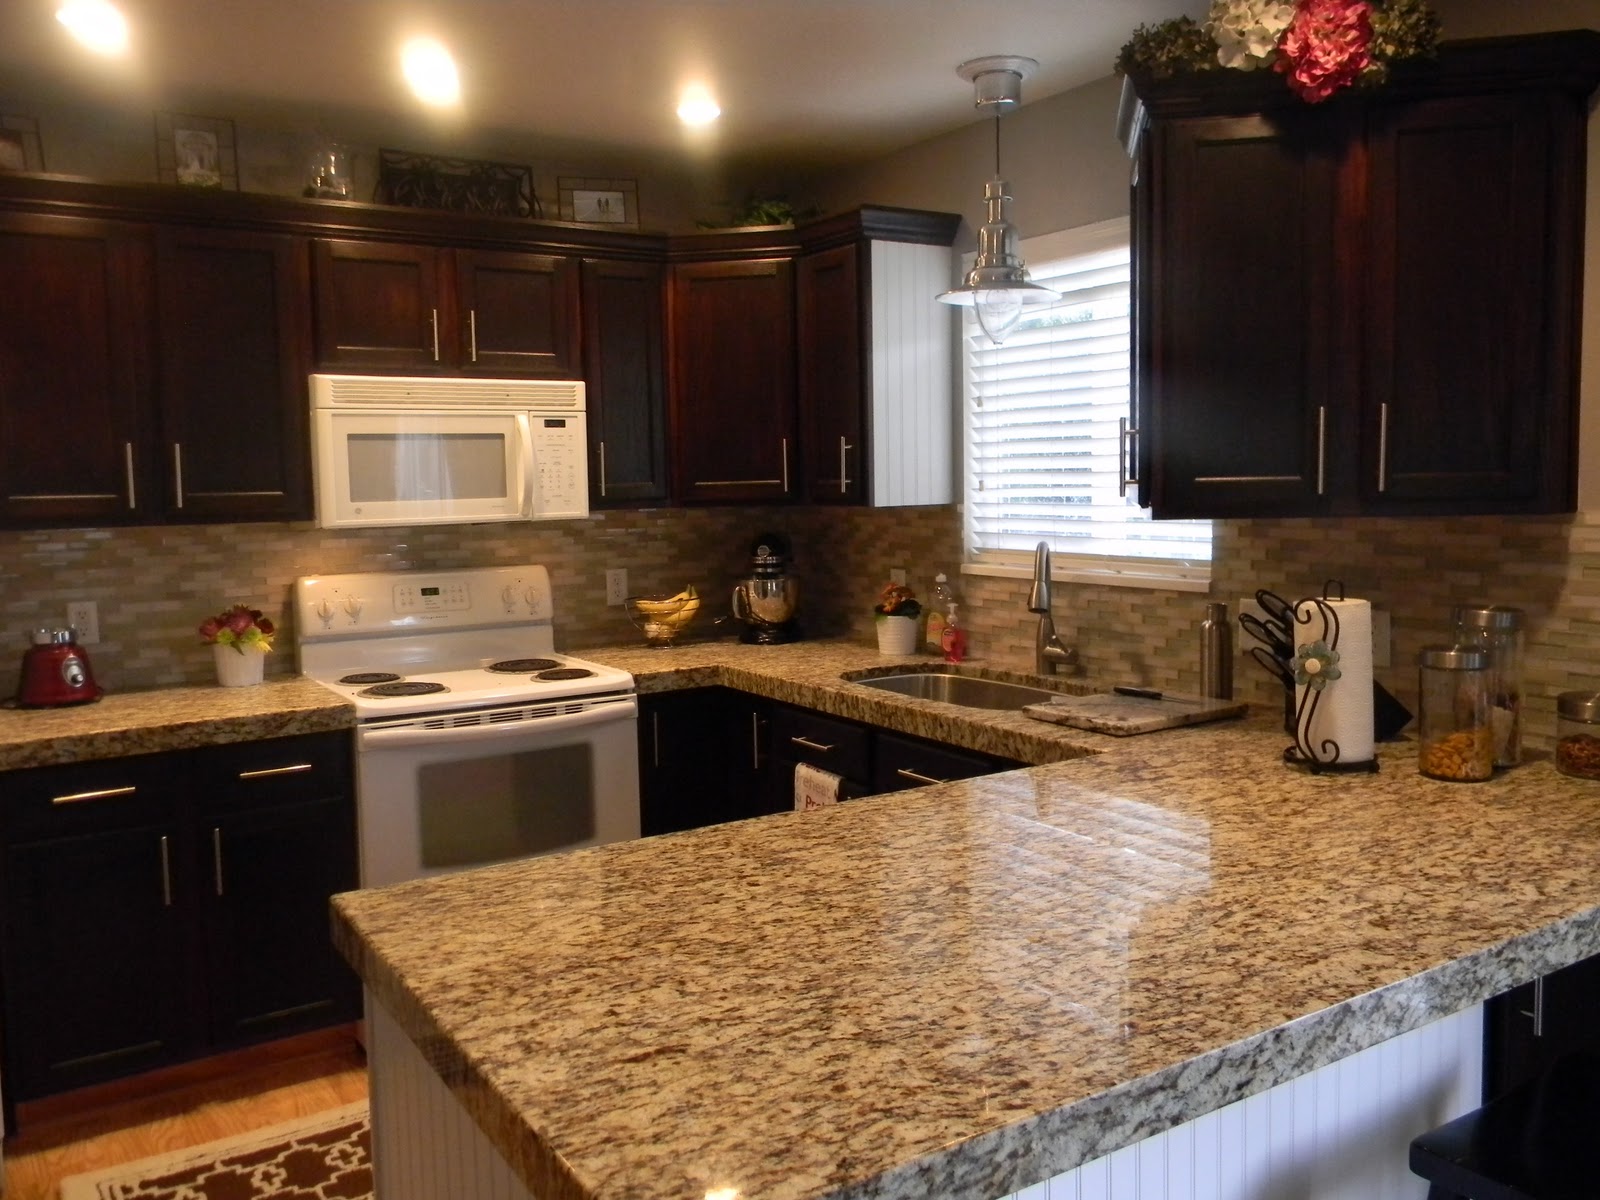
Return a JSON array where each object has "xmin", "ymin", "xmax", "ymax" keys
[
  {"xmin": 485, "ymin": 658, "xmax": 560, "ymax": 674},
  {"xmin": 536, "ymin": 667, "xmax": 595, "ymax": 681},
  {"xmin": 338, "ymin": 672, "xmax": 402, "ymax": 686},
  {"xmin": 361, "ymin": 681, "xmax": 449, "ymax": 698}
]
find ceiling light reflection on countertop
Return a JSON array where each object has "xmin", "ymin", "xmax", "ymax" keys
[
  {"xmin": 677, "ymin": 85, "xmax": 721, "ymax": 126},
  {"xmin": 55, "ymin": 0, "xmax": 129, "ymax": 55},
  {"xmin": 402, "ymin": 37, "xmax": 460, "ymax": 106}
]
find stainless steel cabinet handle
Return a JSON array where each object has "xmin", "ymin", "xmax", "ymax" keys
[
  {"xmin": 124, "ymin": 442, "xmax": 137, "ymax": 509},
  {"xmin": 469, "ymin": 309, "xmax": 478, "ymax": 362},
  {"xmin": 781, "ymin": 437, "xmax": 790, "ymax": 494},
  {"xmin": 789, "ymin": 735, "xmax": 835, "ymax": 753},
  {"xmin": 652, "ymin": 712, "xmax": 660, "ymax": 768},
  {"xmin": 1316, "ymin": 406, "xmax": 1327, "ymax": 497},
  {"xmin": 598, "ymin": 441, "xmax": 608, "ymax": 498},
  {"xmin": 237, "ymin": 763, "xmax": 313, "ymax": 780},
  {"xmin": 1118, "ymin": 417, "xmax": 1138, "ymax": 497},
  {"xmin": 212, "ymin": 826, "xmax": 224, "ymax": 896},
  {"xmin": 52, "ymin": 784, "xmax": 137, "ymax": 805},
  {"xmin": 1377, "ymin": 402, "xmax": 1390, "ymax": 493},
  {"xmin": 159, "ymin": 834, "xmax": 173, "ymax": 907},
  {"xmin": 895, "ymin": 767, "xmax": 948, "ymax": 786},
  {"xmin": 839, "ymin": 437, "xmax": 852, "ymax": 494},
  {"xmin": 172, "ymin": 443, "xmax": 185, "ymax": 508},
  {"xmin": 751, "ymin": 712, "xmax": 763, "ymax": 770},
  {"xmin": 1518, "ymin": 976, "xmax": 1546, "ymax": 1037},
  {"xmin": 430, "ymin": 308, "xmax": 440, "ymax": 362}
]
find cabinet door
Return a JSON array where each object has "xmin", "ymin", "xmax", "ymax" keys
[
  {"xmin": 582, "ymin": 258, "xmax": 668, "ymax": 504},
  {"xmin": 454, "ymin": 249, "xmax": 580, "ymax": 376},
  {"xmin": 0, "ymin": 213, "xmax": 151, "ymax": 526},
  {"xmin": 192, "ymin": 733, "xmax": 359, "ymax": 1046},
  {"xmin": 872, "ymin": 732, "xmax": 1004, "ymax": 795},
  {"xmin": 1142, "ymin": 113, "xmax": 1350, "ymax": 519},
  {"xmin": 670, "ymin": 258, "xmax": 797, "ymax": 503},
  {"xmin": 155, "ymin": 227, "xmax": 313, "ymax": 521},
  {"xmin": 797, "ymin": 244, "xmax": 865, "ymax": 504},
  {"xmin": 1362, "ymin": 92, "xmax": 1579, "ymax": 514},
  {"xmin": 1484, "ymin": 954, "xmax": 1600, "ymax": 1098},
  {"xmin": 312, "ymin": 239, "xmax": 447, "ymax": 371},
  {"xmin": 638, "ymin": 690, "xmax": 733, "ymax": 834}
]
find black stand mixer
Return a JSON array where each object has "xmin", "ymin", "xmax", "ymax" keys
[{"xmin": 731, "ymin": 532, "xmax": 801, "ymax": 644}]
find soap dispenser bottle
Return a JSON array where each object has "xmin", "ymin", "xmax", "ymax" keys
[{"xmin": 941, "ymin": 602, "xmax": 968, "ymax": 663}]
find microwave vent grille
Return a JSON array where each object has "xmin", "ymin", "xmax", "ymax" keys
[{"xmin": 311, "ymin": 374, "xmax": 584, "ymax": 410}]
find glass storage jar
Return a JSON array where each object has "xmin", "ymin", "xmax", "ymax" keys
[
  {"xmin": 1452, "ymin": 605, "xmax": 1525, "ymax": 768},
  {"xmin": 1555, "ymin": 691, "xmax": 1600, "ymax": 780},
  {"xmin": 1417, "ymin": 645, "xmax": 1494, "ymax": 782}
]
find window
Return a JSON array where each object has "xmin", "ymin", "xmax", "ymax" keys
[{"xmin": 961, "ymin": 217, "xmax": 1212, "ymax": 590}]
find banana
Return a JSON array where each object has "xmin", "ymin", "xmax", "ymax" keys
[{"xmin": 630, "ymin": 586, "xmax": 699, "ymax": 615}]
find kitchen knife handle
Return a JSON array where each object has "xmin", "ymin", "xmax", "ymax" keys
[
  {"xmin": 172, "ymin": 443, "xmax": 184, "ymax": 508},
  {"xmin": 212, "ymin": 826, "xmax": 224, "ymax": 897},
  {"xmin": 124, "ymin": 442, "xmax": 137, "ymax": 509}
]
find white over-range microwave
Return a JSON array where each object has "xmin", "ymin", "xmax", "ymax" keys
[{"xmin": 309, "ymin": 373, "xmax": 589, "ymax": 529}]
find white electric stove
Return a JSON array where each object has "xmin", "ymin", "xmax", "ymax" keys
[{"xmin": 295, "ymin": 564, "xmax": 639, "ymax": 887}]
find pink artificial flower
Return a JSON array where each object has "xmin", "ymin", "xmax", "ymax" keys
[
  {"xmin": 1275, "ymin": 0, "xmax": 1374, "ymax": 102},
  {"xmin": 224, "ymin": 606, "xmax": 254, "ymax": 635},
  {"xmin": 197, "ymin": 616, "xmax": 222, "ymax": 641}
]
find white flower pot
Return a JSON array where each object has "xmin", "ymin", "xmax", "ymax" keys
[
  {"xmin": 875, "ymin": 615, "xmax": 919, "ymax": 656},
  {"xmin": 214, "ymin": 643, "xmax": 266, "ymax": 687}
]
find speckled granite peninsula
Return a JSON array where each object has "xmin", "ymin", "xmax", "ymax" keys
[{"xmin": 332, "ymin": 641, "xmax": 1600, "ymax": 1200}]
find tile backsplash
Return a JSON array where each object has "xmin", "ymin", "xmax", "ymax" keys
[{"xmin": 4, "ymin": 506, "xmax": 1596, "ymax": 753}]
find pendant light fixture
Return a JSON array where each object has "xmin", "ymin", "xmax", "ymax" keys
[{"xmin": 936, "ymin": 55, "xmax": 1059, "ymax": 344}]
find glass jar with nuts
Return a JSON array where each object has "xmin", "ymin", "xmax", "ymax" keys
[
  {"xmin": 1556, "ymin": 691, "xmax": 1600, "ymax": 780},
  {"xmin": 1418, "ymin": 646, "xmax": 1494, "ymax": 782}
]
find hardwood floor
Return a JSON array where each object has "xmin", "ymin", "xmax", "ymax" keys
[{"xmin": 3, "ymin": 1027, "xmax": 368, "ymax": 1200}]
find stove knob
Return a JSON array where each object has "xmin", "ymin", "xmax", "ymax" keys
[
  {"xmin": 502, "ymin": 584, "xmax": 518, "ymax": 611},
  {"xmin": 315, "ymin": 598, "xmax": 335, "ymax": 629},
  {"xmin": 523, "ymin": 587, "xmax": 546, "ymax": 617},
  {"xmin": 343, "ymin": 595, "xmax": 363, "ymax": 622}
]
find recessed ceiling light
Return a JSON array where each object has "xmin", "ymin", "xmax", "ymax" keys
[
  {"xmin": 402, "ymin": 37, "xmax": 460, "ymax": 107},
  {"xmin": 55, "ymin": 0, "xmax": 129, "ymax": 55},
  {"xmin": 677, "ymin": 86, "xmax": 721, "ymax": 127}
]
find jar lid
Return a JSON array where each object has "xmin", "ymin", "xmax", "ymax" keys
[
  {"xmin": 1557, "ymin": 690, "xmax": 1600, "ymax": 721},
  {"xmin": 1419, "ymin": 645, "xmax": 1489, "ymax": 670},
  {"xmin": 1453, "ymin": 604, "xmax": 1525, "ymax": 631}
]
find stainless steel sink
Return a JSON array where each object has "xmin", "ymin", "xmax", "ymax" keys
[{"xmin": 853, "ymin": 671, "xmax": 1060, "ymax": 710}]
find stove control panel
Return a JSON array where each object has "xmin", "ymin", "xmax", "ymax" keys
[
  {"xmin": 394, "ymin": 580, "xmax": 470, "ymax": 614},
  {"xmin": 296, "ymin": 564, "xmax": 555, "ymax": 642}
]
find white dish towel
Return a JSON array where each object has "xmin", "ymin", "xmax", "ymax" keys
[{"xmin": 795, "ymin": 762, "xmax": 841, "ymax": 810}]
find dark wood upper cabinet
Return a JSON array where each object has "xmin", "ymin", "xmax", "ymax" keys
[
  {"xmin": 669, "ymin": 257, "xmax": 797, "ymax": 503},
  {"xmin": 582, "ymin": 258, "xmax": 667, "ymax": 505},
  {"xmin": 312, "ymin": 238, "xmax": 580, "ymax": 377},
  {"xmin": 1130, "ymin": 32, "xmax": 1600, "ymax": 520},
  {"xmin": 797, "ymin": 243, "xmax": 865, "ymax": 504},
  {"xmin": 154, "ymin": 227, "xmax": 313, "ymax": 522},
  {"xmin": 0, "ymin": 213, "xmax": 151, "ymax": 526},
  {"xmin": 455, "ymin": 249, "xmax": 580, "ymax": 376}
]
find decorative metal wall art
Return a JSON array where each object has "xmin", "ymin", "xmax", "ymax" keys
[{"xmin": 375, "ymin": 148, "xmax": 538, "ymax": 218}]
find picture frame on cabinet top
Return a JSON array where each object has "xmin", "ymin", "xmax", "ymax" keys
[
  {"xmin": 557, "ymin": 176, "xmax": 639, "ymax": 228},
  {"xmin": 155, "ymin": 111, "xmax": 238, "ymax": 190}
]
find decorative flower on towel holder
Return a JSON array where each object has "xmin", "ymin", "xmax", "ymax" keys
[{"xmin": 1293, "ymin": 640, "xmax": 1342, "ymax": 690}]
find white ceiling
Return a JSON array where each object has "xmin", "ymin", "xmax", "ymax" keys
[{"xmin": 0, "ymin": 0, "xmax": 1204, "ymax": 175}]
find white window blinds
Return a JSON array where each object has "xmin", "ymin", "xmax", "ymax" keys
[{"xmin": 962, "ymin": 218, "xmax": 1211, "ymax": 581}]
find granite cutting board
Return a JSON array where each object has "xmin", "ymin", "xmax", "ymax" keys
[{"xmin": 1023, "ymin": 691, "xmax": 1249, "ymax": 736}]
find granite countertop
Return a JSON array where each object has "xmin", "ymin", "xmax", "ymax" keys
[
  {"xmin": 331, "ymin": 642, "xmax": 1600, "ymax": 1200},
  {"xmin": 0, "ymin": 677, "xmax": 354, "ymax": 770}
]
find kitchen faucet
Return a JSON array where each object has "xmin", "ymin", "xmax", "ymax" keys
[{"xmin": 1028, "ymin": 541, "xmax": 1077, "ymax": 675}]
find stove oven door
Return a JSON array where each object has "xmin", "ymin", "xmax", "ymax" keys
[{"xmin": 355, "ymin": 697, "xmax": 639, "ymax": 888}]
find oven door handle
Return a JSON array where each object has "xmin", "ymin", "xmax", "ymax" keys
[{"xmin": 358, "ymin": 700, "xmax": 636, "ymax": 750}]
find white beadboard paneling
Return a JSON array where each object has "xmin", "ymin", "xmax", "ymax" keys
[
  {"xmin": 994, "ymin": 1004, "xmax": 1482, "ymax": 1200},
  {"xmin": 869, "ymin": 239, "xmax": 953, "ymax": 507}
]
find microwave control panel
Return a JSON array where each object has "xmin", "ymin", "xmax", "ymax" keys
[{"xmin": 528, "ymin": 415, "xmax": 589, "ymax": 519}]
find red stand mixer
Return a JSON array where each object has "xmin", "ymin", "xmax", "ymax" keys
[{"xmin": 16, "ymin": 628, "xmax": 103, "ymax": 707}]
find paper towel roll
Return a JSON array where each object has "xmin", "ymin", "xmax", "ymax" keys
[{"xmin": 1293, "ymin": 597, "xmax": 1375, "ymax": 764}]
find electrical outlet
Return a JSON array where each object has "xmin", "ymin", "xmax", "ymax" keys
[
  {"xmin": 67, "ymin": 600, "xmax": 100, "ymax": 645},
  {"xmin": 605, "ymin": 568, "xmax": 628, "ymax": 606},
  {"xmin": 889, "ymin": 568, "xmax": 907, "ymax": 585}
]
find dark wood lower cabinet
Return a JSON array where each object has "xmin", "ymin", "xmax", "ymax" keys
[
  {"xmin": 1484, "ymin": 953, "xmax": 1600, "ymax": 1100},
  {"xmin": 0, "ymin": 732, "xmax": 359, "ymax": 1104},
  {"xmin": 638, "ymin": 688, "xmax": 1021, "ymax": 835}
]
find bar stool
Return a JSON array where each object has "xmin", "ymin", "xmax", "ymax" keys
[{"xmin": 1408, "ymin": 1053, "xmax": 1600, "ymax": 1199}]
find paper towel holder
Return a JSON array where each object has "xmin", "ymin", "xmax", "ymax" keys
[{"xmin": 1282, "ymin": 581, "xmax": 1379, "ymax": 775}]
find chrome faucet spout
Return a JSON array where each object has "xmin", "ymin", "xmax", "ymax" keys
[{"xmin": 1028, "ymin": 540, "xmax": 1077, "ymax": 675}]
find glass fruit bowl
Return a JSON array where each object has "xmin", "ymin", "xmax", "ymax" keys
[{"xmin": 625, "ymin": 589, "xmax": 700, "ymax": 647}]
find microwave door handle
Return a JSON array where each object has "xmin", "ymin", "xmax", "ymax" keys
[
  {"xmin": 357, "ymin": 699, "xmax": 635, "ymax": 750},
  {"xmin": 517, "ymin": 413, "xmax": 536, "ymax": 517}
]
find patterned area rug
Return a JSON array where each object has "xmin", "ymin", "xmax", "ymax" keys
[{"xmin": 58, "ymin": 1101, "xmax": 371, "ymax": 1200}]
